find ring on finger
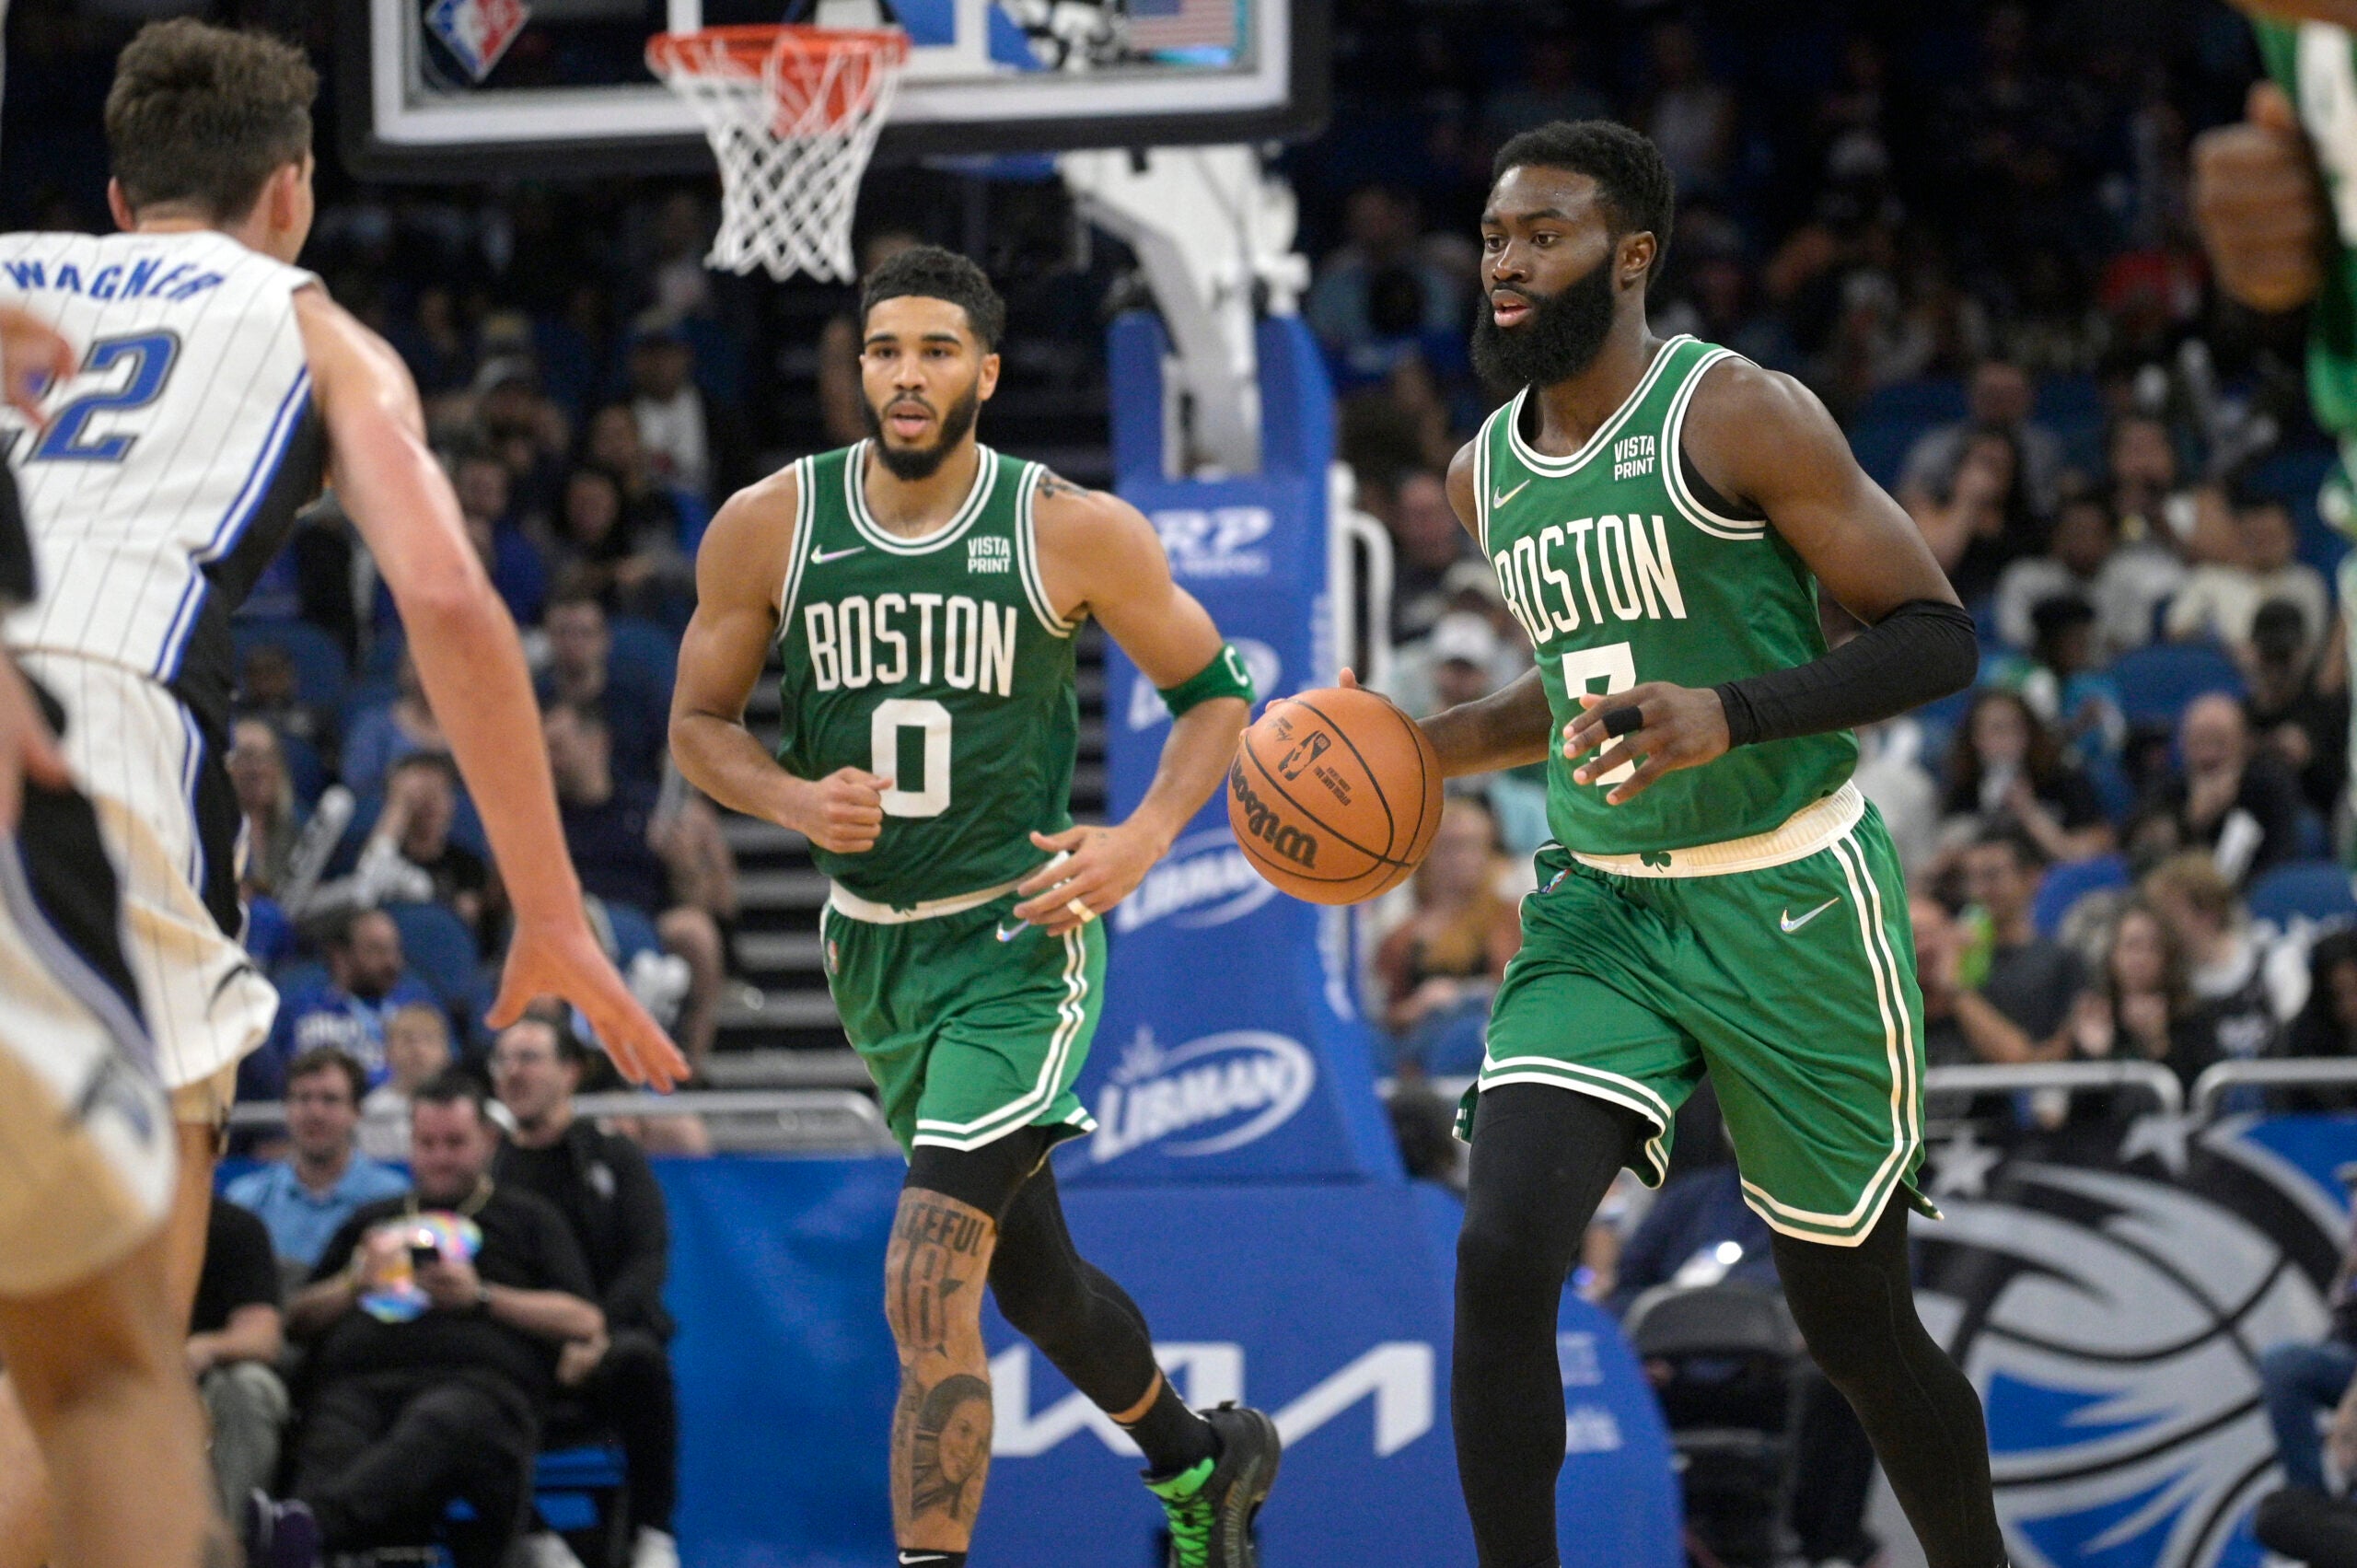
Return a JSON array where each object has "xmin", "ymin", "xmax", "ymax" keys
[{"xmin": 1066, "ymin": 897, "xmax": 1096, "ymax": 925}]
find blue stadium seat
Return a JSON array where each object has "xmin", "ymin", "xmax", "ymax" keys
[
  {"xmin": 1844, "ymin": 419, "xmax": 1922, "ymax": 490},
  {"xmin": 232, "ymin": 618, "xmax": 347, "ymax": 715},
  {"xmin": 1908, "ymin": 686, "xmax": 1975, "ymax": 765},
  {"xmin": 2108, "ymin": 641, "xmax": 2244, "ymax": 727},
  {"xmin": 385, "ymin": 901, "xmax": 480, "ymax": 1013},
  {"xmin": 275, "ymin": 730, "xmax": 326, "ymax": 808},
  {"xmin": 608, "ymin": 616, "xmax": 678, "ymax": 698},
  {"xmin": 2247, "ymin": 860, "xmax": 2357, "ymax": 926},
  {"xmin": 2033, "ymin": 854, "xmax": 2130, "ymax": 939}
]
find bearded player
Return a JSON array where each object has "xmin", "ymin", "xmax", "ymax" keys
[
  {"xmin": 0, "ymin": 21, "xmax": 684, "ymax": 1564},
  {"xmin": 672, "ymin": 246, "xmax": 1276, "ymax": 1568},
  {"xmin": 1394, "ymin": 122, "xmax": 2005, "ymax": 1568}
]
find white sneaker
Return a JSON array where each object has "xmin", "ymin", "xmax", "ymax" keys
[
  {"xmin": 518, "ymin": 1531, "xmax": 586, "ymax": 1568},
  {"xmin": 631, "ymin": 1527, "xmax": 679, "ymax": 1568}
]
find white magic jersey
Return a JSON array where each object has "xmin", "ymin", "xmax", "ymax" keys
[{"xmin": 0, "ymin": 229, "xmax": 321, "ymax": 719}]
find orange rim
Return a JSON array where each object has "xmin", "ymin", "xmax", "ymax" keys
[{"xmin": 645, "ymin": 24, "xmax": 911, "ymax": 77}]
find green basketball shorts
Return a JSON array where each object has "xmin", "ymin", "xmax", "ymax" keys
[
  {"xmin": 1463, "ymin": 786, "xmax": 1937, "ymax": 1246},
  {"xmin": 822, "ymin": 880, "xmax": 1106, "ymax": 1156}
]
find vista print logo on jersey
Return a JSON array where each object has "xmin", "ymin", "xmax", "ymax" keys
[
  {"xmin": 425, "ymin": 0, "xmax": 530, "ymax": 84},
  {"xmin": 1111, "ymin": 829, "xmax": 1278, "ymax": 934},
  {"xmin": 1153, "ymin": 506, "xmax": 1275, "ymax": 579},
  {"xmin": 1089, "ymin": 1028, "xmax": 1317, "ymax": 1162}
]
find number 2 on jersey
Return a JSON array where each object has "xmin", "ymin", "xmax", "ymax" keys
[
  {"xmin": 871, "ymin": 698, "xmax": 951, "ymax": 818},
  {"xmin": 29, "ymin": 331, "xmax": 181, "ymax": 463},
  {"xmin": 1560, "ymin": 641, "xmax": 1637, "ymax": 785}
]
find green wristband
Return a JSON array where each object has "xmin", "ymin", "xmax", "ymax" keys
[{"xmin": 1159, "ymin": 642, "xmax": 1257, "ymax": 717}]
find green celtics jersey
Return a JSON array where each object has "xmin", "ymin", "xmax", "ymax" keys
[
  {"xmin": 773, "ymin": 442, "xmax": 1078, "ymax": 910},
  {"xmin": 1475, "ymin": 334, "xmax": 1855, "ymax": 856},
  {"xmin": 2256, "ymin": 17, "xmax": 2357, "ymax": 446}
]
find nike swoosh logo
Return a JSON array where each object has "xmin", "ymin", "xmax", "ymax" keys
[
  {"xmin": 1491, "ymin": 479, "xmax": 1531, "ymax": 510},
  {"xmin": 995, "ymin": 918, "xmax": 1030, "ymax": 943},
  {"xmin": 900, "ymin": 1557, "xmax": 953, "ymax": 1565},
  {"xmin": 810, "ymin": 543, "xmax": 865, "ymax": 564},
  {"xmin": 1780, "ymin": 897, "xmax": 1840, "ymax": 934}
]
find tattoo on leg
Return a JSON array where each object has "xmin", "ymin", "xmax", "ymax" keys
[
  {"xmin": 888, "ymin": 1194, "xmax": 993, "ymax": 1356},
  {"xmin": 887, "ymin": 1190, "xmax": 998, "ymax": 1543},
  {"xmin": 908, "ymin": 1374, "xmax": 993, "ymax": 1522}
]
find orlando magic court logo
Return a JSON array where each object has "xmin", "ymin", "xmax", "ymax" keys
[{"xmin": 1918, "ymin": 1117, "xmax": 2352, "ymax": 1568}]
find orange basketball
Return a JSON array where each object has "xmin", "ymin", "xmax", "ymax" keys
[{"xmin": 1227, "ymin": 686, "xmax": 1445, "ymax": 905}]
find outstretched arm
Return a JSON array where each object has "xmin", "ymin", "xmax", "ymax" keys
[
  {"xmin": 1560, "ymin": 360, "xmax": 1976, "ymax": 804},
  {"xmin": 668, "ymin": 472, "xmax": 889, "ymax": 855},
  {"xmin": 296, "ymin": 288, "xmax": 683, "ymax": 1090},
  {"xmin": 1014, "ymin": 480, "xmax": 1248, "ymax": 933}
]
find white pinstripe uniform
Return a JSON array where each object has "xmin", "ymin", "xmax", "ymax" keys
[{"xmin": 0, "ymin": 229, "xmax": 320, "ymax": 1115}]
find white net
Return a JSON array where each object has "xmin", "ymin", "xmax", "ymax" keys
[{"xmin": 648, "ymin": 28, "xmax": 910, "ymax": 285}]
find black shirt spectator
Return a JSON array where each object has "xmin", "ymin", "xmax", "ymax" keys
[
  {"xmin": 2246, "ymin": 598, "xmax": 2351, "ymax": 822},
  {"xmin": 287, "ymin": 1075, "xmax": 603, "ymax": 1568},
  {"xmin": 546, "ymin": 701, "xmax": 671, "ymax": 915},
  {"xmin": 193, "ymin": 1198, "xmax": 281, "ymax": 1338},
  {"xmin": 190, "ymin": 1199, "xmax": 288, "ymax": 1518},
  {"xmin": 493, "ymin": 1110, "xmax": 673, "ymax": 1339},
  {"xmin": 1937, "ymin": 690, "xmax": 2114, "ymax": 867},
  {"xmin": 491, "ymin": 1016, "xmax": 683, "ymax": 1557}
]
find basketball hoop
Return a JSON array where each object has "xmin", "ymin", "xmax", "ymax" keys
[{"xmin": 646, "ymin": 25, "xmax": 910, "ymax": 284}]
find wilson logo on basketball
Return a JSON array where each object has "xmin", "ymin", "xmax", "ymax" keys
[{"xmin": 1228, "ymin": 759, "xmax": 1318, "ymax": 868}]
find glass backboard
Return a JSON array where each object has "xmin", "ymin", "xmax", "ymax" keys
[{"xmin": 343, "ymin": 0, "xmax": 1327, "ymax": 178}]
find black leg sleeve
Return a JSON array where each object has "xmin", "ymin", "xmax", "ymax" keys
[
  {"xmin": 1771, "ymin": 1202, "xmax": 2008, "ymax": 1568},
  {"xmin": 1453, "ymin": 1085, "xmax": 1648, "ymax": 1568},
  {"xmin": 987, "ymin": 1161, "xmax": 1162, "ymax": 1417}
]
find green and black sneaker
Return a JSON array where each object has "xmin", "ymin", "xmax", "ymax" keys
[{"xmin": 1143, "ymin": 1403, "xmax": 1282, "ymax": 1568}]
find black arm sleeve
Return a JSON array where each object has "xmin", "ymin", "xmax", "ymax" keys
[{"xmin": 1714, "ymin": 598, "xmax": 1978, "ymax": 749}]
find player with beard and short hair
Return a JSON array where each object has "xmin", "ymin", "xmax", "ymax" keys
[
  {"xmin": 672, "ymin": 245, "xmax": 1278, "ymax": 1568},
  {"xmin": 1380, "ymin": 120, "xmax": 2007, "ymax": 1567}
]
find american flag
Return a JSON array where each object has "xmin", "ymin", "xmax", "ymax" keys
[{"xmin": 1124, "ymin": 0, "xmax": 1239, "ymax": 56}]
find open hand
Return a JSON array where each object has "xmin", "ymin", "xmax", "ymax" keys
[
  {"xmin": 1562, "ymin": 684, "xmax": 1730, "ymax": 805},
  {"xmin": 1013, "ymin": 824, "xmax": 1160, "ymax": 935},
  {"xmin": 784, "ymin": 766, "xmax": 886, "ymax": 854},
  {"xmin": 488, "ymin": 914, "xmax": 688, "ymax": 1090}
]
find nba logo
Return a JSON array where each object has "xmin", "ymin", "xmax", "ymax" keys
[{"xmin": 424, "ymin": 0, "xmax": 529, "ymax": 84}]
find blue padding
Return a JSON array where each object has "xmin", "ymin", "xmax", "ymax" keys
[
  {"xmin": 2247, "ymin": 860, "xmax": 2357, "ymax": 926},
  {"xmin": 232, "ymin": 617, "xmax": 348, "ymax": 715},
  {"xmin": 2109, "ymin": 641, "xmax": 2245, "ymax": 726},
  {"xmin": 2033, "ymin": 854, "xmax": 2131, "ymax": 939}
]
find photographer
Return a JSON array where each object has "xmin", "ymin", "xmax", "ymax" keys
[{"xmin": 281, "ymin": 1074, "xmax": 602, "ymax": 1568}]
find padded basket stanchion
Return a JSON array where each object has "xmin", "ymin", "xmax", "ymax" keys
[{"xmin": 646, "ymin": 25, "xmax": 911, "ymax": 283}]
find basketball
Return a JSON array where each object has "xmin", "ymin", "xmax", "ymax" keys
[{"xmin": 1228, "ymin": 687, "xmax": 1444, "ymax": 905}]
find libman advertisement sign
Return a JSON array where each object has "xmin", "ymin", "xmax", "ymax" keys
[{"xmin": 1917, "ymin": 1111, "xmax": 2354, "ymax": 1568}]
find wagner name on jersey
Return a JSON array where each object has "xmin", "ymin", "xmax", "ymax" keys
[
  {"xmin": 0, "ymin": 229, "xmax": 324, "ymax": 736},
  {"xmin": 1476, "ymin": 334, "xmax": 1856, "ymax": 856},
  {"xmin": 773, "ymin": 443, "xmax": 1079, "ymax": 912}
]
